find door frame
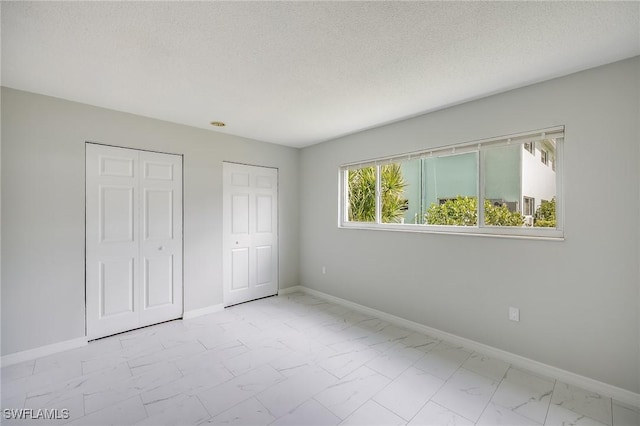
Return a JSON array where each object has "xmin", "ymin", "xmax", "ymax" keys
[
  {"xmin": 222, "ymin": 161, "xmax": 280, "ymax": 307},
  {"xmin": 84, "ymin": 142, "xmax": 185, "ymax": 339}
]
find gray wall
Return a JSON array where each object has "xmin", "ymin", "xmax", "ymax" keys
[
  {"xmin": 1, "ymin": 87, "xmax": 300, "ymax": 356},
  {"xmin": 299, "ymin": 57, "xmax": 640, "ymax": 393}
]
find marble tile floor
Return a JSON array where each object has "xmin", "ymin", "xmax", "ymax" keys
[{"xmin": 1, "ymin": 292, "xmax": 638, "ymax": 426}]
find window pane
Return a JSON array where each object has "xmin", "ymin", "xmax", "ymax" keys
[
  {"xmin": 347, "ymin": 166, "xmax": 376, "ymax": 222},
  {"xmin": 483, "ymin": 140, "xmax": 557, "ymax": 227},
  {"xmin": 423, "ymin": 152, "xmax": 478, "ymax": 226},
  {"xmin": 381, "ymin": 161, "xmax": 413, "ymax": 224},
  {"xmin": 528, "ymin": 139, "xmax": 557, "ymax": 228},
  {"xmin": 483, "ymin": 144, "xmax": 523, "ymax": 227}
]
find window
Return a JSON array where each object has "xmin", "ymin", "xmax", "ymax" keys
[
  {"xmin": 340, "ymin": 127, "xmax": 563, "ymax": 238},
  {"xmin": 540, "ymin": 149, "xmax": 548, "ymax": 165},
  {"xmin": 523, "ymin": 196, "xmax": 534, "ymax": 216},
  {"xmin": 524, "ymin": 142, "xmax": 534, "ymax": 154}
]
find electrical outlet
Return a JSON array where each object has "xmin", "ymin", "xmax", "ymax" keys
[
  {"xmin": 509, "ymin": 307, "xmax": 520, "ymax": 322},
  {"xmin": 322, "ymin": 266, "xmax": 326, "ymax": 275}
]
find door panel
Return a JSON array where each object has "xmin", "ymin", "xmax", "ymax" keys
[
  {"xmin": 99, "ymin": 259, "xmax": 135, "ymax": 317},
  {"xmin": 144, "ymin": 256, "xmax": 174, "ymax": 308},
  {"xmin": 231, "ymin": 194, "xmax": 250, "ymax": 235},
  {"xmin": 223, "ymin": 163, "xmax": 278, "ymax": 306},
  {"xmin": 256, "ymin": 195, "xmax": 272, "ymax": 233},
  {"xmin": 144, "ymin": 161, "xmax": 174, "ymax": 180},
  {"xmin": 255, "ymin": 246, "xmax": 272, "ymax": 286},
  {"xmin": 100, "ymin": 156, "xmax": 134, "ymax": 177},
  {"xmin": 87, "ymin": 144, "xmax": 183, "ymax": 339},
  {"xmin": 100, "ymin": 186, "xmax": 135, "ymax": 243},
  {"xmin": 144, "ymin": 189, "xmax": 173, "ymax": 240},
  {"xmin": 231, "ymin": 248, "xmax": 250, "ymax": 290}
]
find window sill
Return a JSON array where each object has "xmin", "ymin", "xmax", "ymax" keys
[{"xmin": 338, "ymin": 222, "xmax": 564, "ymax": 241}]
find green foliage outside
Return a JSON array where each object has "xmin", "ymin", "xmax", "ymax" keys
[
  {"xmin": 425, "ymin": 196, "xmax": 478, "ymax": 226},
  {"xmin": 484, "ymin": 200, "xmax": 525, "ymax": 226},
  {"xmin": 534, "ymin": 198, "xmax": 556, "ymax": 227},
  {"xmin": 425, "ymin": 196, "xmax": 524, "ymax": 226},
  {"xmin": 348, "ymin": 164, "xmax": 407, "ymax": 223},
  {"xmin": 380, "ymin": 163, "xmax": 408, "ymax": 223},
  {"xmin": 348, "ymin": 167, "xmax": 376, "ymax": 222}
]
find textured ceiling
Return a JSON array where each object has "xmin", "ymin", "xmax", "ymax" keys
[{"xmin": 2, "ymin": 1, "xmax": 639, "ymax": 147}]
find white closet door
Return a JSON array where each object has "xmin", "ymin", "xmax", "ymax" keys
[
  {"xmin": 223, "ymin": 162, "xmax": 278, "ymax": 307},
  {"xmin": 86, "ymin": 144, "xmax": 182, "ymax": 340},
  {"xmin": 139, "ymin": 150, "xmax": 183, "ymax": 327}
]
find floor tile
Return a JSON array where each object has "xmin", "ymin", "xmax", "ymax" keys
[
  {"xmin": 550, "ymin": 382, "xmax": 613, "ymax": 426},
  {"xmin": 318, "ymin": 345, "xmax": 379, "ymax": 379},
  {"xmin": 339, "ymin": 400, "xmax": 407, "ymax": 426},
  {"xmin": 255, "ymin": 365, "xmax": 337, "ymax": 418},
  {"xmin": 84, "ymin": 361, "xmax": 181, "ymax": 414},
  {"xmin": 373, "ymin": 366, "xmax": 444, "ymax": 421},
  {"xmin": 1, "ymin": 393, "xmax": 85, "ymax": 426},
  {"xmin": 1, "ymin": 392, "xmax": 26, "ymax": 412},
  {"xmin": 136, "ymin": 395, "xmax": 210, "ymax": 426},
  {"xmin": 140, "ymin": 365, "xmax": 232, "ymax": 416},
  {"xmin": 272, "ymin": 399, "xmax": 341, "ymax": 426},
  {"xmin": 366, "ymin": 343, "xmax": 425, "ymax": 379},
  {"xmin": 222, "ymin": 344, "xmax": 291, "ymax": 376},
  {"xmin": 127, "ymin": 341, "xmax": 206, "ymax": 376},
  {"xmin": 80, "ymin": 339, "xmax": 163, "ymax": 376},
  {"xmin": 398, "ymin": 332, "xmax": 439, "ymax": 353},
  {"xmin": 1, "ymin": 360, "xmax": 35, "ymax": 382},
  {"xmin": 461, "ymin": 352, "xmax": 510, "ymax": 382},
  {"xmin": 24, "ymin": 362, "xmax": 132, "ymax": 410},
  {"xmin": 174, "ymin": 341, "xmax": 246, "ymax": 376},
  {"xmin": 407, "ymin": 401, "xmax": 474, "ymax": 426},
  {"xmin": 376, "ymin": 324, "xmax": 413, "ymax": 343},
  {"xmin": 314, "ymin": 366, "xmax": 390, "ymax": 419},
  {"xmin": 202, "ymin": 397, "xmax": 274, "ymax": 425},
  {"xmin": 413, "ymin": 342, "xmax": 471, "ymax": 381},
  {"xmin": 431, "ymin": 368, "xmax": 499, "ymax": 422},
  {"xmin": 67, "ymin": 396, "xmax": 147, "ymax": 426},
  {"xmin": 5, "ymin": 359, "xmax": 84, "ymax": 404},
  {"xmin": 477, "ymin": 401, "xmax": 542, "ymax": 425},
  {"xmin": 32, "ymin": 338, "xmax": 121, "ymax": 377},
  {"xmin": 545, "ymin": 403, "xmax": 610, "ymax": 426},
  {"xmin": 196, "ymin": 364, "xmax": 284, "ymax": 417},
  {"xmin": 490, "ymin": 366, "xmax": 554, "ymax": 424}
]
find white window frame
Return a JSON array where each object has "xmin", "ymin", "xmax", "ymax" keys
[{"xmin": 338, "ymin": 126, "xmax": 564, "ymax": 240}]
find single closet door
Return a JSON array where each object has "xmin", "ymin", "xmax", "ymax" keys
[
  {"xmin": 86, "ymin": 144, "xmax": 183, "ymax": 340},
  {"xmin": 223, "ymin": 162, "xmax": 278, "ymax": 306}
]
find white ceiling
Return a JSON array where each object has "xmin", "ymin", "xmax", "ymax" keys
[{"xmin": 2, "ymin": 2, "xmax": 639, "ymax": 148}]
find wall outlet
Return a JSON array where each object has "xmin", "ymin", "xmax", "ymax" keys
[
  {"xmin": 509, "ymin": 307, "xmax": 520, "ymax": 322},
  {"xmin": 322, "ymin": 266, "xmax": 326, "ymax": 275}
]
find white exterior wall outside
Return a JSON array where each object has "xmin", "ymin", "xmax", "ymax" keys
[{"xmin": 521, "ymin": 143, "xmax": 557, "ymax": 211}]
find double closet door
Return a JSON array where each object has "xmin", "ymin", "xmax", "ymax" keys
[{"xmin": 86, "ymin": 144, "xmax": 183, "ymax": 340}]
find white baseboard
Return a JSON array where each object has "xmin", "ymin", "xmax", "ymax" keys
[
  {"xmin": 296, "ymin": 286, "xmax": 640, "ymax": 409},
  {"xmin": 1, "ymin": 337, "xmax": 88, "ymax": 367},
  {"xmin": 183, "ymin": 303, "xmax": 224, "ymax": 320}
]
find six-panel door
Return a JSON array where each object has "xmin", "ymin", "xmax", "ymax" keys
[
  {"xmin": 223, "ymin": 162, "xmax": 278, "ymax": 306},
  {"xmin": 86, "ymin": 144, "xmax": 183, "ymax": 340}
]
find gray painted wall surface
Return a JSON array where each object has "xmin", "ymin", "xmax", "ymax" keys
[
  {"xmin": 1, "ymin": 87, "xmax": 300, "ymax": 355},
  {"xmin": 299, "ymin": 57, "xmax": 640, "ymax": 393}
]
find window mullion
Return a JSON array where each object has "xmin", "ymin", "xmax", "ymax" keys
[
  {"xmin": 375, "ymin": 164, "xmax": 382, "ymax": 224},
  {"xmin": 478, "ymin": 147, "xmax": 485, "ymax": 228}
]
